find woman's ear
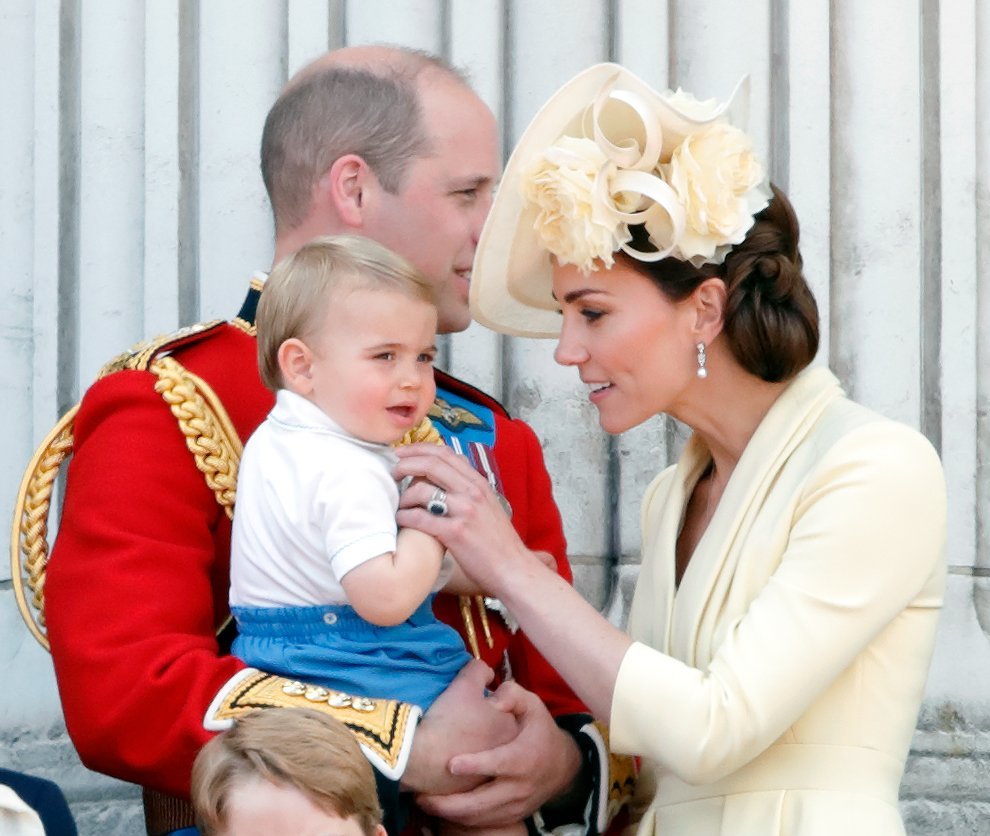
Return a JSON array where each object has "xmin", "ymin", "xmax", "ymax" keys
[
  {"xmin": 316, "ymin": 153, "xmax": 373, "ymax": 228},
  {"xmin": 277, "ymin": 338, "xmax": 315, "ymax": 395},
  {"xmin": 692, "ymin": 277, "xmax": 727, "ymax": 343}
]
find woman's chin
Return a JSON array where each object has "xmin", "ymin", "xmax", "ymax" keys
[{"xmin": 597, "ymin": 412, "xmax": 632, "ymax": 435}]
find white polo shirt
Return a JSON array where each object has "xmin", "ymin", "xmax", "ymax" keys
[{"xmin": 229, "ymin": 389, "xmax": 403, "ymax": 608}]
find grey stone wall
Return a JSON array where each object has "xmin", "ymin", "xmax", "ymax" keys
[{"xmin": 3, "ymin": 2, "xmax": 989, "ymax": 834}]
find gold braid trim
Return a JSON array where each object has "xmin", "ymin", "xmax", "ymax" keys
[
  {"xmin": 230, "ymin": 317, "xmax": 255, "ymax": 336},
  {"xmin": 151, "ymin": 356, "xmax": 243, "ymax": 521},
  {"xmin": 9, "ymin": 406, "xmax": 79, "ymax": 651},
  {"xmin": 8, "ymin": 323, "xmax": 231, "ymax": 651},
  {"xmin": 458, "ymin": 596, "xmax": 481, "ymax": 658}
]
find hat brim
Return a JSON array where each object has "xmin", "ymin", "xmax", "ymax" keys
[{"xmin": 470, "ymin": 63, "xmax": 745, "ymax": 338}]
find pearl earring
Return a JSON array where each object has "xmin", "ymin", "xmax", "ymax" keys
[{"xmin": 696, "ymin": 342, "xmax": 708, "ymax": 379}]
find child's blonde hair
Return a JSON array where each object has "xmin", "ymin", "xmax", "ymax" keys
[
  {"xmin": 256, "ymin": 234, "xmax": 435, "ymax": 391},
  {"xmin": 191, "ymin": 708, "xmax": 382, "ymax": 836}
]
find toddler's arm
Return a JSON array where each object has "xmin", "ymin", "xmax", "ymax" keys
[{"xmin": 341, "ymin": 529, "xmax": 445, "ymax": 626}]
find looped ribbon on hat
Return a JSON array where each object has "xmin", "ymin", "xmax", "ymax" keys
[{"xmin": 584, "ymin": 73, "xmax": 686, "ymax": 263}]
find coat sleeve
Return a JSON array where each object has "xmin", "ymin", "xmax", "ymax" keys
[
  {"xmin": 610, "ymin": 421, "xmax": 947, "ymax": 785},
  {"xmin": 46, "ymin": 371, "xmax": 246, "ymax": 798}
]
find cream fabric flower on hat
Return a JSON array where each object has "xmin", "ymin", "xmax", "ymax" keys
[
  {"xmin": 518, "ymin": 71, "xmax": 769, "ymax": 276},
  {"xmin": 658, "ymin": 121, "xmax": 771, "ymax": 267},
  {"xmin": 523, "ymin": 136, "xmax": 635, "ymax": 273},
  {"xmin": 469, "ymin": 63, "xmax": 771, "ymax": 338}
]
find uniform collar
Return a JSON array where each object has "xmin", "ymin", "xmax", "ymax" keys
[{"xmin": 236, "ymin": 272, "xmax": 268, "ymax": 327}]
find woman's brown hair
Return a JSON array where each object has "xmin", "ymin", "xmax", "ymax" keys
[{"xmin": 623, "ymin": 184, "xmax": 819, "ymax": 382}]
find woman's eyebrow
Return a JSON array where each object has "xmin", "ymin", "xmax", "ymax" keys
[{"xmin": 559, "ymin": 288, "xmax": 604, "ymax": 304}]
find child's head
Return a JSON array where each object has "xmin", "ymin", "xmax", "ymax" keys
[
  {"xmin": 192, "ymin": 708, "xmax": 384, "ymax": 836},
  {"xmin": 257, "ymin": 234, "xmax": 439, "ymax": 444}
]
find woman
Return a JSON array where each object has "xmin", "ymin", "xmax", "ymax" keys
[{"xmin": 395, "ymin": 64, "xmax": 946, "ymax": 834}]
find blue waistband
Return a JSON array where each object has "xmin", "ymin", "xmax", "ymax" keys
[{"xmin": 232, "ymin": 598, "xmax": 437, "ymax": 637}]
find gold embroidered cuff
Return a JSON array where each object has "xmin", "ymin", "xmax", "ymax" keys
[
  {"xmin": 591, "ymin": 719, "xmax": 637, "ymax": 831},
  {"xmin": 205, "ymin": 669, "xmax": 421, "ymax": 780}
]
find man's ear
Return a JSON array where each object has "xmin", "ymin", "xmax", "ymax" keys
[
  {"xmin": 316, "ymin": 154, "xmax": 374, "ymax": 228},
  {"xmin": 692, "ymin": 277, "xmax": 727, "ymax": 344},
  {"xmin": 277, "ymin": 337, "xmax": 315, "ymax": 395}
]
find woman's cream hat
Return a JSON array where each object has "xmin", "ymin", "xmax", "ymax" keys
[{"xmin": 470, "ymin": 63, "xmax": 768, "ymax": 338}]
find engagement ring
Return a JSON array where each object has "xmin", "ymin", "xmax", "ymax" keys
[{"xmin": 426, "ymin": 487, "xmax": 448, "ymax": 516}]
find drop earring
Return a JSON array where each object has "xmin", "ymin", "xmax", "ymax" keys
[{"xmin": 696, "ymin": 342, "xmax": 708, "ymax": 379}]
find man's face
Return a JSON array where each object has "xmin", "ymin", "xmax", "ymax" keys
[{"xmin": 364, "ymin": 74, "xmax": 500, "ymax": 334}]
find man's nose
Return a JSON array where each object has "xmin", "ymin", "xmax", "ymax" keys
[{"xmin": 471, "ymin": 193, "xmax": 493, "ymax": 245}]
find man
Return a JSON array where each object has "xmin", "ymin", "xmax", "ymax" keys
[{"xmin": 46, "ymin": 46, "xmax": 629, "ymax": 835}]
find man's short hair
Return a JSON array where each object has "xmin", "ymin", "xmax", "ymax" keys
[
  {"xmin": 261, "ymin": 48, "xmax": 468, "ymax": 230},
  {"xmin": 191, "ymin": 708, "xmax": 382, "ymax": 836},
  {"xmin": 256, "ymin": 234, "xmax": 435, "ymax": 392}
]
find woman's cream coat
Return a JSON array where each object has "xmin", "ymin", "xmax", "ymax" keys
[{"xmin": 610, "ymin": 367, "xmax": 946, "ymax": 835}]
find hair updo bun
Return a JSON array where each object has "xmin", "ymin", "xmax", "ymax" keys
[
  {"xmin": 622, "ymin": 184, "xmax": 819, "ymax": 383},
  {"xmin": 720, "ymin": 185, "xmax": 819, "ymax": 381}
]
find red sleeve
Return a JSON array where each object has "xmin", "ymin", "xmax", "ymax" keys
[
  {"xmin": 46, "ymin": 370, "xmax": 245, "ymax": 798},
  {"xmin": 496, "ymin": 417, "xmax": 589, "ymax": 718}
]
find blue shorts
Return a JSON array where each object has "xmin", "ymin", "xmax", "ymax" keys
[{"xmin": 231, "ymin": 596, "xmax": 472, "ymax": 710}]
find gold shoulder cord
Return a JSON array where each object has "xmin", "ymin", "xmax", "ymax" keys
[
  {"xmin": 9, "ymin": 406, "xmax": 79, "ymax": 650},
  {"xmin": 9, "ymin": 323, "xmax": 236, "ymax": 650},
  {"xmin": 149, "ymin": 355, "xmax": 240, "ymax": 640},
  {"xmin": 150, "ymin": 356, "xmax": 242, "ymax": 520}
]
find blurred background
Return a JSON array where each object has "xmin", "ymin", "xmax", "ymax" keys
[{"xmin": 2, "ymin": 1, "xmax": 987, "ymax": 832}]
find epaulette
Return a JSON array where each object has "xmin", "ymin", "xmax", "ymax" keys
[{"xmin": 96, "ymin": 319, "xmax": 226, "ymax": 379}]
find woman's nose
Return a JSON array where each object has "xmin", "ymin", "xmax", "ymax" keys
[{"xmin": 554, "ymin": 325, "xmax": 587, "ymax": 367}]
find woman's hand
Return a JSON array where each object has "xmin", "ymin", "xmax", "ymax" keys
[
  {"xmin": 396, "ymin": 444, "xmax": 631, "ymax": 725},
  {"xmin": 394, "ymin": 443, "xmax": 543, "ymax": 597}
]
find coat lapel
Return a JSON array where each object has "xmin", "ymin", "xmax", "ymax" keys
[{"xmin": 667, "ymin": 366, "xmax": 844, "ymax": 667}]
